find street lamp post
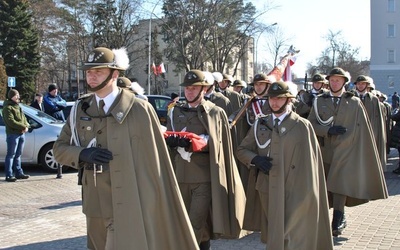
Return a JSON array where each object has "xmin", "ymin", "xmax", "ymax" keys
[
  {"xmin": 147, "ymin": 0, "xmax": 162, "ymax": 95},
  {"xmin": 254, "ymin": 22, "xmax": 277, "ymax": 76}
]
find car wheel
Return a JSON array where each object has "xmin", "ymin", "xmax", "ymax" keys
[{"xmin": 39, "ymin": 143, "xmax": 64, "ymax": 172}]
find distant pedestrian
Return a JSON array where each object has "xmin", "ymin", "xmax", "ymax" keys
[
  {"xmin": 43, "ymin": 83, "xmax": 67, "ymax": 121},
  {"xmin": 392, "ymin": 91, "xmax": 399, "ymax": 110},
  {"xmin": 3, "ymin": 89, "xmax": 30, "ymax": 182},
  {"xmin": 30, "ymin": 93, "xmax": 44, "ymax": 111}
]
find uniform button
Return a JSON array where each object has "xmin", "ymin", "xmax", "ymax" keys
[
  {"xmin": 71, "ymin": 162, "xmax": 76, "ymax": 167},
  {"xmin": 97, "ymin": 130, "xmax": 102, "ymax": 134}
]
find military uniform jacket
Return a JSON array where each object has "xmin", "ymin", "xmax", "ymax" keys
[
  {"xmin": 245, "ymin": 97, "xmax": 272, "ymax": 126},
  {"xmin": 308, "ymin": 92, "xmax": 388, "ymax": 206},
  {"xmin": 236, "ymin": 111, "xmax": 333, "ymax": 250},
  {"xmin": 167, "ymin": 100, "xmax": 246, "ymax": 238},
  {"xmin": 359, "ymin": 92, "xmax": 387, "ymax": 169},
  {"xmin": 208, "ymin": 91, "xmax": 233, "ymax": 117},
  {"xmin": 53, "ymin": 89, "xmax": 198, "ymax": 250},
  {"xmin": 220, "ymin": 89, "xmax": 242, "ymax": 113}
]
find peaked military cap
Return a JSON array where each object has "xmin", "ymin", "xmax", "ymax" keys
[
  {"xmin": 326, "ymin": 67, "xmax": 349, "ymax": 82},
  {"xmin": 232, "ymin": 80, "xmax": 247, "ymax": 87},
  {"xmin": 81, "ymin": 47, "xmax": 128, "ymax": 71},
  {"xmin": 117, "ymin": 77, "xmax": 132, "ymax": 88},
  {"xmin": 180, "ymin": 70, "xmax": 210, "ymax": 86},
  {"xmin": 312, "ymin": 73, "xmax": 326, "ymax": 83},
  {"xmin": 250, "ymin": 73, "xmax": 273, "ymax": 85},
  {"xmin": 355, "ymin": 75, "xmax": 371, "ymax": 84},
  {"xmin": 222, "ymin": 73, "xmax": 233, "ymax": 83},
  {"xmin": 267, "ymin": 81, "xmax": 296, "ymax": 98}
]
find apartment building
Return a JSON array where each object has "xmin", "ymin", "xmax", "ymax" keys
[{"xmin": 370, "ymin": 0, "xmax": 400, "ymax": 96}]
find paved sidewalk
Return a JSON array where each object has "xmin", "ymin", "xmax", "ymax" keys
[{"xmin": 0, "ymin": 149, "xmax": 400, "ymax": 250}]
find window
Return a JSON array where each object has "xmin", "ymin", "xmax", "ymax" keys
[
  {"xmin": 388, "ymin": 75, "xmax": 395, "ymax": 88},
  {"xmin": 388, "ymin": 24, "xmax": 395, "ymax": 37},
  {"xmin": 388, "ymin": 0, "xmax": 395, "ymax": 12},
  {"xmin": 388, "ymin": 49, "xmax": 395, "ymax": 63}
]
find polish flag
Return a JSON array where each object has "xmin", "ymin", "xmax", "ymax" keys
[
  {"xmin": 157, "ymin": 63, "xmax": 166, "ymax": 75},
  {"xmin": 282, "ymin": 56, "xmax": 296, "ymax": 82},
  {"xmin": 151, "ymin": 62, "xmax": 157, "ymax": 75}
]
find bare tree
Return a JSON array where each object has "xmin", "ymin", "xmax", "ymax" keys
[{"xmin": 310, "ymin": 30, "xmax": 369, "ymax": 80}]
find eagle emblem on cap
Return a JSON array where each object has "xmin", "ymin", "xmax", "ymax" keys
[
  {"xmin": 187, "ymin": 72, "xmax": 198, "ymax": 80},
  {"xmin": 88, "ymin": 53, "xmax": 95, "ymax": 62}
]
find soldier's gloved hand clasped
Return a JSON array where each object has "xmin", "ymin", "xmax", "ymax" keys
[
  {"xmin": 165, "ymin": 135, "xmax": 180, "ymax": 147},
  {"xmin": 328, "ymin": 125, "xmax": 347, "ymax": 136},
  {"xmin": 251, "ymin": 155, "xmax": 273, "ymax": 175},
  {"xmin": 177, "ymin": 137, "xmax": 191, "ymax": 148},
  {"xmin": 79, "ymin": 147, "xmax": 113, "ymax": 164}
]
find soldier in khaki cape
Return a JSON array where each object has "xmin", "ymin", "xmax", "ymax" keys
[
  {"xmin": 354, "ymin": 75, "xmax": 387, "ymax": 169},
  {"xmin": 295, "ymin": 73, "xmax": 328, "ymax": 118},
  {"xmin": 236, "ymin": 81, "xmax": 333, "ymax": 250},
  {"xmin": 308, "ymin": 67, "xmax": 388, "ymax": 237},
  {"xmin": 165, "ymin": 70, "xmax": 246, "ymax": 250},
  {"xmin": 53, "ymin": 47, "xmax": 198, "ymax": 250},
  {"xmin": 215, "ymin": 72, "xmax": 242, "ymax": 112}
]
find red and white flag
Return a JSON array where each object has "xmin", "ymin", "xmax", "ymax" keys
[
  {"xmin": 282, "ymin": 56, "xmax": 296, "ymax": 82},
  {"xmin": 156, "ymin": 63, "xmax": 166, "ymax": 75},
  {"xmin": 151, "ymin": 62, "xmax": 157, "ymax": 75}
]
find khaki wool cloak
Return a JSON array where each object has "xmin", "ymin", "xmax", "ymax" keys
[
  {"xmin": 236, "ymin": 111, "xmax": 333, "ymax": 250},
  {"xmin": 360, "ymin": 92, "xmax": 387, "ymax": 170},
  {"xmin": 168, "ymin": 100, "xmax": 247, "ymax": 239},
  {"xmin": 54, "ymin": 90, "xmax": 199, "ymax": 250},
  {"xmin": 308, "ymin": 92, "xmax": 388, "ymax": 207}
]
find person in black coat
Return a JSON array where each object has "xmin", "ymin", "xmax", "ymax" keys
[
  {"xmin": 390, "ymin": 110, "xmax": 400, "ymax": 174},
  {"xmin": 30, "ymin": 93, "xmax": 44, "ymax": 111}
]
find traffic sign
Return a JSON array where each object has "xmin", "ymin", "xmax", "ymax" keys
[{"xmin": 7, "ymin": 77, "xmax": 16, "ymax": 87}]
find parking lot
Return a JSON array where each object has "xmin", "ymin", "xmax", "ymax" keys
[{"xmin": 1, "ymin": 149, "xmax": 400, "ymax": 249}]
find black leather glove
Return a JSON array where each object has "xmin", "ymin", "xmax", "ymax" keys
[
  {"xmin": 165, "ymin": 136, "xmax": 180, "ymax": 147},
  {"xmin": 328, "ymin": 125, "xmax": 347, "ymax": 136},
  {"xmin": 79, "ymin": 147, "xmax": 113, "ymax": 165},
  {"xmin": 177, "ymin": 137, "xmax": 191, "ymax": 148},
  {"xmin": 251, "ymin": 155, "xmax": 273, "ymax": 175}
]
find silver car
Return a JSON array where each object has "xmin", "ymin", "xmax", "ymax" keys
[{"xmin": 0, "ymin": 101, "xmax": 64, "ymax": 172}]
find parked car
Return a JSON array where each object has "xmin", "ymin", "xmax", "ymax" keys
[
  {"xmin": 146, "ymin": 95, "xmax": 171, "ymax": 126},
  {"xmin": 0, "ymin": 101, "xmax": 65, "ymax": 172},
  {"xmin": 62, "ymin": 101, "xmax": 76, "ymax": 120}
]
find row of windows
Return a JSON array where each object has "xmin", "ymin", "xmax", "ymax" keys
[{"xmin": 388, "ymin": 0, "xmax": 395, "ymax": 12}]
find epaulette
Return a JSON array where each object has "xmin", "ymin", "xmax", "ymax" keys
[
  {"xmin": 77, "ymin": 93, "xmax": 94, "ymax": 100},
  {"xmin": 320, "ymin": 92, "xmax": 331, "ymax": 98},
  {"xmin": 343, "ymin": 91, "xmax": 355, "ymax": 98},
  {"xmin": 167, "ymin": 102, "xmax": 176, "ymax": 111}
]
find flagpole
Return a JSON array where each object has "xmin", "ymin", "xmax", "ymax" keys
[{"xmin": 147, "ymin": 0, "xmax": 162, "ymax": 95}]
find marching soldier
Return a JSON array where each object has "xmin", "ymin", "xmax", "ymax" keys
[
  {"xmin": 354, "ymin": 75, "xmax": 387, "ymax": 169},
  {"xmin": 296, "ymin": 73, "xmax": 327, "ymax": 118},
  {"xmin": 53, "ymin": 47, "xmax": 198, "ymax": 250},
  {"xmin": 203, "ymin": 71, "xmax": 233, "ymax": 117},
  {"xmin": 236, "ymin": 81, "xmax": 333, "ymax": 250},
  {"xmin": 308, "ymin": 67, "xmax": 388, "ymax": 237},
  {"xmin": 165, "ymin": 69, "xmax": 246, "ymax": 250},
  {"xmin": 215, "ymin": 73, "xmax": 242, "ymax": 112}
]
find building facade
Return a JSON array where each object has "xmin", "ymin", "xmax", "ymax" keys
[
  {"xmin": 128, "ymin": 19, "xmax": 255, "ymax": 96},
  {"xmin": 370, "ymin": 0, "xmax": 400, "ymax": 97}
]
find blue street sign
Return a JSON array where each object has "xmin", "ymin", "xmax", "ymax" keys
[{"xmin": 7, "ymin": 77, "xmax": 16, "ymax": 87}]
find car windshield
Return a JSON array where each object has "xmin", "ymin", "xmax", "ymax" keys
[{"xmin": 21, "ymin": 104, "xmax": 64, "ymax": 124}]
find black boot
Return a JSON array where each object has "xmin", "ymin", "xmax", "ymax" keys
[
  {"xmin": 340, "ymin": 213, "xmax": 347, "ymax": 229},
  {"xmin": 332, "ymin": 210, "xmax": 344, "ymax": 237},
  {"xmin": 199, "ymin": 240, "xmax": 211, "ymax": 250}
]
